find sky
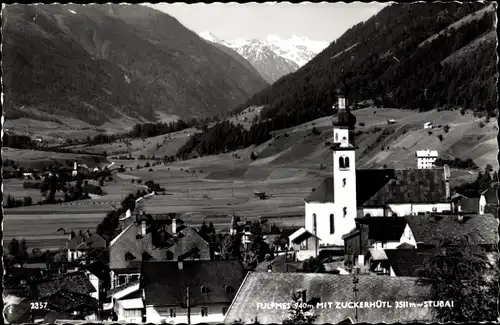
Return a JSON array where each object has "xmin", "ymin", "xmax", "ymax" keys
[{"xmin": 144, "ymin": 2, "xmax": 391, "ymax": 42}]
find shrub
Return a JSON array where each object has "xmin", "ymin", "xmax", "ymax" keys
[
  {"xmin": 428, "ymin": 131, "xmax": 433, "ymax": 135},
  {"xmin": 250, "ymin": 151, "xmax": 258, "ymax": 161},
  {"xmin": 438, "ymin": 134, "xmax": 444, "ymax": 141},
  {"xmin": 443, "ymin": 125, "xmax": 450, "ymax": 133},
  {"xmin": 359, "ymin": 122, "xmax": 365, "ymax": 126},
  {"xmin": 479, "ymin": 122, "xmax": 485, "ymax": 128},
  {"xmin": 145, "ymin": 162, "xmax": 151, "ymax": 168},
  {"xmin": 149, "ymin": 168, "xmax": 154, "ymax": 172}
]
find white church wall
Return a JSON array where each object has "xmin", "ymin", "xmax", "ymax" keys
[
  {"xmin": 361, "ymin": 208, "xmax": 384, "ymax": 217},
  {"xmin": 305, "ymin": 202, "xmax": 336, "ymax": 245}
]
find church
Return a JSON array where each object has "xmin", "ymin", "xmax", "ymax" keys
[{"xmin": 292, "ymin": 90, "xmax": 453, "ymax": 254}]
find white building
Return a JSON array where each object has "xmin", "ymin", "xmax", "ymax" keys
[
  {"xmin": 423, "ymin": 122, "xmax": 434, "ymax": 129},
  {"xmin": 301, "ymin": 92, "xmax": 452, "ymax": 254},
  {"xmin": 416, "ymin": 150, "xmax": 439, "ymax": 169}
]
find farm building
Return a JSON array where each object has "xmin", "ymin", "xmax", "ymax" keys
[
  {"xmin": 415, "ymin": 149, "xmax": 439, "ymax": 169},
  {"xmin": 387, "ymin": 119, "xmax": 396, "ymax": 124},
  {"xmin": 300, "ymin": 91, "xmax": 452, "ymax": 254},
  {"xmin": 66, "ymin": 231, "xmax": 106, "ymax": 262}
]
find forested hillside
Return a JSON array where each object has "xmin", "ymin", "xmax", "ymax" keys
[
  {"xmin": 177, "ymin": 2, "xmax": 497, "ymax": 159},
  {"xmin": 2, "ymin": 4, "xmax": 268, "ymax": 125},
  {"xmin": 239, "ymin": 2, "xmax": 496, "ymax": 119}
]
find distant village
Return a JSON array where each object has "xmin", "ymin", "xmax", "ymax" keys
[{"xmin": 3, "ymin": 93, "xmax": 498, "ymax": 324}]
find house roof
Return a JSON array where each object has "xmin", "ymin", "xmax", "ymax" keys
[
  {"xmin": 118, "ymin": 298, "xmax": 144, "ymax": 310},
  {"xmin": 356, "ymin": 216, "xmax": 407, "ymax": 241},
  {"xmin": 36, "ymin": 272, "xmax": 96, "ymax": 298},
  {"xmin": 280, "ymin": 226, "xmax": 302, "ymax": 239},
  {"xmin": 304, "ymin": 169, "xmax": 401, "ymax": 205},
  {"xmin": 224, "ymin": 272, "xmax": 435, "ymax": 324},
  {"xmin": 484, "ymin": 204, "xmax": 498, "ymax": 214},
  {"xmin": 255, "ymin": 254, "xmax": 302, "ymax": 273},
  {"xmin": 368, "ymin": 249, "xmax": 388, "ymax": 261},
  {"xmin": 82, "ymin": 261, "xmax": 111, "ymax": 283},
  {"xmin": 67, "ymin": 233, "xmax": 106, "ymax": 250},
  {"xmin": 458, "ymin": 197, "xmax": 480, "ymax": 213},
  {"xmin": 107, "ymin": 281, "xmax": 140, "ymax": 299},
  {"xmin": 289, "ymin": 227, "xmax": 320, "ymax": 243},
  {"xmin": 384, "ymin": 249, "xmax": 439, "ymax": 277},
  {"xmin": 404, "ymin": 214, "xmax": 498, "ymax": 247},
  {"xmin": 141, "ymin": 260, "xmax": 247, "ymax": 306},
  {"xmin": 40, "ymin": 290, "xmax": 98, "ymax": 313},
  {"xmin": 362, "ymin": 169, "xmax": 448, "ymax": 206},
  {"xmin": 482, "ymin": 183, "xmax": 498, "ymax": 204},
  {"xmin": 109, "ymin": 221, "xmax": 209, "ymax": 270}
]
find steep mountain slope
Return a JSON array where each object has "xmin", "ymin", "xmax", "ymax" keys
[
  {"xmin": 176, "ymin": 2, "xmax": 497, "ymax": 161},
  {"xmin": 237, "ymin": 2, "xmax": 496, "ymax": 122},
  {"xmin": 264, "ymin": 35, "xmax": 329, "ymax": 67},
  {"xmin": 2, "ymin": 4, "xmax": 269, "ymax": 126}
]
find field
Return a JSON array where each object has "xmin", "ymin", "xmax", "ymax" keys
[{"xmin": 3, "ymin": 107, "xmax": 495, "ymax": 250}]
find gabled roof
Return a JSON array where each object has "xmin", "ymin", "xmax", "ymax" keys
[
  {"xmin": 362, "ymin": 169, "xmax": 448, "ymax": 206},
  {"xmin": 458, "ymin": 197, "xmax": 480, "ymax": 213},
  {"xmin": 67, "ymin": 233, "xmax": 106, "ymax": 250},
  {"xmin": 404, "ymin": 214, "xmax": 498, "ymax": 247},
  {"xmin": 304, "ymin": 169, "xmax": 399, "ymax": 205},
  {"xmin": 36, "ymin": 272, "xmax": 96, "ymax": 298},
  {"xmin": 224, "ymin": 272, "xmax": 435, "ymax": 324},
  {"xmin": 482, "ymin": 183, "xmax": 498, "ymax": 204},
  {"xmin": 356, "ymin": 217, "xmax": 407, "ymax": 241},
  {"xmin": 40, "ymin": 290, "xmax": 98, "ymax": 313},
  {"xmin": 141, "ymin": 260, "xmax": 247, "ymax": 306},
  {"xmin": 289, "ymin": 227, "xmax": 320, "ymax": 244},
  {"xmin": 367, "ymin": 249, "xmax": 388, "ymax": 261},
  {"xmin": 384, "ymin": 249, "xmax": 439, "ymax": 277},
  {"xmin": 280, "ymin": 226, "xmax": 302, "ymax": 239}
]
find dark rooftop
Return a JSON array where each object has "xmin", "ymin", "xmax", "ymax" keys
[
  {"xmin": 405, "ymin": 214, "xmax": 498, "ymax": 247},
  {"xmin": 356, "ymin": 216, "xmax": 407, "ymax": 241},
  {"xmin": 384, "ymin": 249, "xmax": 439, "ymax": 277},
  {"xmin": 141, "ymin": 260, "xmax": 246, "ymax": 306},
  {"xmin": 457, "ymin": 197, "xmax": 480, "ymax": 213}
]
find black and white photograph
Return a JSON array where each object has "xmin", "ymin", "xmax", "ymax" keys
[{"xmin": 1, "ymin": 1, "xmax": 498, "ymax": 324}]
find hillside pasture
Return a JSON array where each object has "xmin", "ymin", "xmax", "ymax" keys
[
  {"xmin": 2, "ymin": 147, "xmax": 108, "ymax": 169},
  {"xmin": 226, "ymin": 105, "xmax": 264, "ymax": 130}
]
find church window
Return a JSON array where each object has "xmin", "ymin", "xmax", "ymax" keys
[
  {"xmin": 335, "ymin": 133, "xmax": 339, "ymax": 142},
  {"xmin": 344, "ymin": 157, "xmax": 350, "ymax": 168},
  {"xmin": 342, "ymin": 178, "xmax": 346, "ymax": 187},
  {"xmin": 343, "ymin": 207, "xmax": 347, "ymax": 217},
  {"xmin": 339, "ymin": 157, "xmax": 345, "ymax": 169},
  {"xmin": 329, "ymin": 214, "xmax": 334, "ymax": 234}
]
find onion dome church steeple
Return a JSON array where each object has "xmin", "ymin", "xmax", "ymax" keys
[{"xmin": 332, "ymin": 88, "xmax": 357, "ymax": 130}]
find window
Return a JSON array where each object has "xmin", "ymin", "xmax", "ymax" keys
[
  {"xmin": 225, "ymin": 285, "xmax": 234, "ymax": 293},
  {"xmin": 343, "ymin": 207, "xmax": 347, "ymax": 217},
  {"xmin": 313, "ymin": 213, "xmax": 317, "ymax": 229},
  {"xmin": 123, "ymin": 309, "xmax": 141, "ymax": 317},
  {"xmin": 335, "ymin": 133, "xmax": 339, "ymax": 142},
  {"xmin": 201, "ymin": 307, "xmax": 209, "ymax": 317},
  {"xmin": 170, "ymin": 308, "xmax": 176, "ymax": 318},
  {"xmin": 201, "ymin": 285, "xmax": 209, "ymax": 293},
  {"xmin": 300, "ymin": 239, "xmax": 308, "ymax": 250},
  {"xmin": 329, "ymin": 214, "xmax": 334, "ymax": 234},
  {"xmin": 222, "ymin": 307, "xmax": 228, "ymax": 316},
  {"xmin": 166, "ymin": 251, "xmax": 174, "ymax": 260},
  {"xmin": 339, "ymin": 157, "xmax": 345, "ymax": 168},
  {"xmin": 130, "ymin": 274, "xmax": 139, "ymax": 282},
  {"xmin": 344, "ymin": 157, "xmax": 350, "ymax": 168},
  {"xmin": 118, "ymin": 275, "xmax": 126, "ymax": 286},
  {"xmin": 342, "ymin": 178, "xmax": 346, "ymax": 187}
]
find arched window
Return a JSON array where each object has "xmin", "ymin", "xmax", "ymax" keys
[
  {"xmin": 344, "ymin": 157, "xmax": 350, "ymax": 168},
  {"xmin": 201, "ymin": 285, "xmax": 209, "ymax": 293},
  {"xmin": 342, "ymin": 178, "xmax": 346, "ymax": 187},
  {"xmin": 329, "ymin": 214, "xmax": 334, "ymax": 234},
  {"xmin": 343, "ymin": 207, "xmax": 347, "ymax": 217},
  {"xmin": 225, "ymin": 285, "xmax": 234, "ymax": 293},
  {"xmin": 339, "ymin": 157, "xmax": 345, "ymax": 169},
  {"xmin": 335, "ymin": 133, "xmax": 339, "ymax": 142}
]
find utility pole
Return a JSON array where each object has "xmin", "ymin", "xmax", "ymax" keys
[
  {"xmin": 185, "ymin": 286, "xmax": 195, "ymax": 325},
  {"xmin": 353, "ymin": 269, "xmax": 359, "ymax": 323},
  {"xmin": 313, "ymin": 214, "xmax": 318, "ymax": 258}
]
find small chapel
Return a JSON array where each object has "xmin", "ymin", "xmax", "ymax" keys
[{"xmin": 290, "ymin": 89, "xmax": 453, "ymax": 259}]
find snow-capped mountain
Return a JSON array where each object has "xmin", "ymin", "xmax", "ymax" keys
[{"xmin": 199, "ymin": 32, "xmax": 328, "ymax": 83}]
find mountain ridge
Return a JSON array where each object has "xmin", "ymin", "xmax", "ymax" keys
[{"xmin": 2, "ymin": 4, "xmax": 269, "ymax": 126}]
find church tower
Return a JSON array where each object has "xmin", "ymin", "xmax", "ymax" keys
[{"xmin": 330, "ymin": 88, "xmax": 358, "ymax": 246}]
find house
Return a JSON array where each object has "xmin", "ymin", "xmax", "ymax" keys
[
  {"xmin": 108, "ymin": 215, "xmax": 211, "ymax": 290},
  {"xmin": 415, "ymin": 150, "xmax": 439, "ymax": 169},
  {"xmin": 141, "ymin": 260, "xmax": 247, "ymax": 323},
  {"xmin": 403, "ymin": 213, "xmax": 498, "ymax": 251},
  {"xmin": 67, "ymin": 231, "xmax": 107, "ymax": 262},
  {"xmin": 383, "ymin": 248, "xmax": 440, "ymax": 277},
  {"xmin": 480, "ymin": 183, "xmax": 498, "ymax": 214},
  {"xmin": 82, "ymin": 261, "xmax": 111, "ymax": 304},
  {"xmin": 304, "ymin": 91, "xmax": 452, "ymax": 249},
  {"xmin": 223, "ymin": 272, "xmax": 436, "ymax": 324},
  {"xmin": 288, "ymin": 227, "xmax": 321, "ymax": 261},
  {"xmin": 387, "ymin": 119, "xmax": 396, "ymax": 124},
  {"xmin": 423, "ymin": 122, "xmax": 434, "ymax": 129},
  {"xmin": 343, "ymin": 216, "xmax": 408, "ymax": 267},
  {"xmin": 456, "ymin": 197, "xmax": 480, "ymax": 213}
]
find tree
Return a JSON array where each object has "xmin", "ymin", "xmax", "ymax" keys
[
  {"xmin": 417, "ymin": 234, "xmax": 498, "ymax": 322},
  {"xmin": 8, "ymin": 239, "xmax": 20, "ymax": 257},
  {"xmin": 301, "ymin": 256, "xmax": 326, "ymax": 273},
  {"xmin": 221, "ymin": 234, "xmax": 242, "ymax": 260},
  {"xmin": 248, "ymin": 234, "xmax": 272, "ymax": 263},
  {"xmin": 282, "ymin": 292, "xmax": 318, "ymax": 324}
]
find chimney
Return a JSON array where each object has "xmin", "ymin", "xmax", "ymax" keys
[
  {"xmin": 178, "ymin": 260, "xmax": 183, "ymax": 270},
  {"xmin": 141, "ymin": 220, "xmax": 146, "ymax": 235},
  {"xmin": 444, "ymin": 164, "xmax": 451, "ymax": 199},
  {"xmin": 297, "ymin": 289, "xmax": 307, "ymax": 303},
  {"xmin": 172, "ymin": 218, "xmax": 177, "ymax": 234}
]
